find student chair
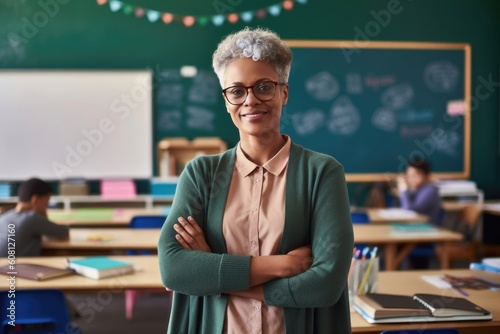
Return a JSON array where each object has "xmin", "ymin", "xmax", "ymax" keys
[
  {"xmin": 0, "ymin": 289, "xmax": 82, "ymax": 334},
  {"xmin": 351, "ymin": 211, "xmax": 370, "ymax": 249},
  {"xmin": 126, "ymin": 215, "xmax": 170, "ymax": 320},
  {"xmin": 436, "ymin": 204, "xmax": 483, "ymax": 267},
  {"xmin": 380, "ymin": 329, "xmax": 459, "ymax": 334}
]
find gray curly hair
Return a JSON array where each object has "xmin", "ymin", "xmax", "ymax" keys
[{"xmin": 212, "ymin": 27, "xmax": 292, "ymax": 87}]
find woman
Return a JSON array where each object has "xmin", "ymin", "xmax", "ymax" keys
[{"xmin": 158, "ymin": 27, "xmax": 354, "ymax": 334}]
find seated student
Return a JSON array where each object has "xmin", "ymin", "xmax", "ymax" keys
[
  {"xmin": 398, "ymin": 159, "xmax": 442, "ymax": 269},
  {"xmin": 0, "ymin": 178, "xmax": 69, "ymax": 257},
  {"xmin": 398, "ymin": 159, "xmax": 442, "ymax": 226}
]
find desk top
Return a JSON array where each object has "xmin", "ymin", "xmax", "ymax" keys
[
  {"xmin": 40, "ymin": 226, "xmax": 462, "ymax": 252},
  {"xmin": 353, "ymin": 225, "xmax": 463, "ymax": 244},
  {"xmin": 47, "ymin": 208, "xmax": 166, "ymax": 227},
  {"xmin": 0, "ymin": 255, "xmax": 162, "ymax": 290},
  {"xmin": 351, "ymin": 269, "xmax": 500, "ymax": 333},
  {"xmin": 42, "ymin": 228, "xmax": 160, "ymax": 250}
]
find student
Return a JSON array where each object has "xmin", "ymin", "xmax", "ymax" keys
[
  {"xmin": 0, "ymin": 178, "xmax": 69, "ymax": 257},
  {"xmin": 158, "ymin": 27, "xmax": 354, "ymax": 333},
  {"xmin": 398, "ymin": 159, "xmax": 442, "ymax": 269},
  {"xmin": 398, "ymin": 159, "xmax": 442, "ymax": 226}
]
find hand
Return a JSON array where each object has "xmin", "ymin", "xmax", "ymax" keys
[
  {"xmin": 397, "ymin": 175, "xmax": 408, "ymax": 192},
  {"xmin": 174, "ymin": 216, "xmax": 211, "ymax": 252},
  {"xmin": 283, "ymin": 245, "xmax": 312, "ymax": 277}
]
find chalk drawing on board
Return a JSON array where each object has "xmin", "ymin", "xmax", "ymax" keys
[
  {"xmin": 159, "ymin": 69, "xmax": 182, "ymax": 80},
  {"xmin": 188, "ymin": 70, "xmax": 219, "ymax": 105},
  {"xmin": 424, "ymin": 61, "xmax": 459, "ymax": 93},
  {"xmin": 157, "ymin": 110, "xmax": 182, "ymax": 131},
  {"xmin": 186, "ymin": 106, "xmax": 215, "ymax": 131},
  {"xmin": 435, "ymin": 130, "xmax": 460, "ymax": 157},
  {"xmin": 292, "ymin": 109, "xmax": 325, "ymax": 136},
  {"xmin": 372, "ymin": 107, "xmax": 397, "ymax": 132},
  {"xmin": 398, "ymin": 109, "xmax": 435, "ymax": 123},
  {"xmin": 381, "ymin": 83, "xmax": 414, "ymax": 110},
  {"xmin": 346, "ymin": 73, "xmax": 363, "ymax": 94},
  {"xmin": 157, "ymin": 83, "xmax": 184, "ymax": 106},
  {"xmin": 400, "ymin": 125, "xmax": 433, "ymax": 138},
  {"xmin": 327, "ymin": 96, "xmax": 360, "ymax": 136},
  {"xmin": 305, "ymin": 71, "xmax": 339, "ymax": 101}
]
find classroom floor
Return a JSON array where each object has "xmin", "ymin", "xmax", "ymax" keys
[{"xmin": 68, "ymin": 292, "xmax": 171, "ymax": 334}]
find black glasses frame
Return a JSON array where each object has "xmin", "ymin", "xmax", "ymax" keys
[{"xmin": 222, "ymin": 81, "xmax": 285, "ymax": 105}]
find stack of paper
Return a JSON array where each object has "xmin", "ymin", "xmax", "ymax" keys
[
  {"xmin": 435, "ymin": 180, "xmax": 478, "ymax": 196},
  {"xmin": 482, "ymin": 258, "xmax": 500, "ymax": 269},
  {"xmin": 100, "ymin": 179, "xmax": 136, "ymax": 199},
  {"xmin": 378, "ymin": 208, "xmax": 418, "ymax": 220}
]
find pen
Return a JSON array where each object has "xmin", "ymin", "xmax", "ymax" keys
[
  {"xmin": 452, "ymin": 286, "xmax": 469, "ymax": 297},
  {"xmin": 361, "ymin": 247, "xmax": 370, "ymax": 260},
  {"xmin": 470, "ymin": 262, "xmax": 500, "ymax": 274}
]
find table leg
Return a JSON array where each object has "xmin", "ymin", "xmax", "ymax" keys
[
  {"xmin": 439, "ymin": 242, "xmax": 451, "ymax": 269},
  {"xmin": 384, "ymin": 244, "xmax": 396, "ymax": 270}
]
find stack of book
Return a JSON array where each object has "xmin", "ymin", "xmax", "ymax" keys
[
  {"xmin": 354, "ymin": 293, "xmax": 492, "ymax": 323},
  {"xmin": 100, "ymin": 179, "xmax": 136, "ymax": 199},
  {"xmin": 67, "ymin": 256, "xmax": 134, "ymax": 280},
  {"xmin": 150, "ymin": 177, "xmax": 178, "ymax": 197}
]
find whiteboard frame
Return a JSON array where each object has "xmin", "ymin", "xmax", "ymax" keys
[{"xmin": 285, "ymin": 40, "xmax": 471, "ymax": 182}]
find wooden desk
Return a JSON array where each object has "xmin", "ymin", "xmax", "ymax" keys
[
  {"xmin": 0, "ymin": 256, "xmax": 163, "ymax": 291},
  {"xmin": 366, "ymin": 208, "xmax": 429, "ymax": 224},
  {"xmin": 47, "ymin": 208, "xmax": 166, "ymax": 227},
  {"xmin": 41, "ymin": 228, "xmax": 160, "ymax": 255},
  {"xmin": 352, "ymin": 269, "xmax": 500, "ymax": 334},
  {"xmin": 0, "ymin": 195, "xmax": 174, "ymax": 210},
  {"xmin": 483, "ymin": 201, "xmax": 500, "ymax": 216},
  {"xmin": 353, "ymin": 225, "xmax": 463, "ymax": 270}
]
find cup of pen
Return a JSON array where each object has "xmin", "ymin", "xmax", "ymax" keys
[{"xmin": 348, "ymin": 247, "xmax": 379, "ymax": 313}]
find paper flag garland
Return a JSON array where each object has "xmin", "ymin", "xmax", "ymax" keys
[{"xmin": 96, "ymin": 0, "xmax": 307, "ymax": 27}]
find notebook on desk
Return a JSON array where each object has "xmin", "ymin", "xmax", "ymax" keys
[
  {"xmin": 0, "ymin": 263, "xmax": 74, "ymax": 281},
  {"xmin": 354, "ymin": 293, "xmax": 492, "ymax": 323}
]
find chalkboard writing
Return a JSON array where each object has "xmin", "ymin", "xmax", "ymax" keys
[{"xmin": 283, "ymin": 41, "xmax": 471, "ymax": 181}]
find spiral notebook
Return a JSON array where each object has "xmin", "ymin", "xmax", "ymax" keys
[{"xmin": 354, "ymin": 293, "xmax": 492, "ymax": 323}]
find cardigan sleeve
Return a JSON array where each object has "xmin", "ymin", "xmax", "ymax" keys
[
  {"xmin": 157, "ymin": 158, "xmax": 251, "ymax": 296},
  {"xmin": 263, "ymin": 163, "xmax": 354, "ymax": 308}
]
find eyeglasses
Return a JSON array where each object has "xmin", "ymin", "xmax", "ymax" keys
[{"xmin": 222, "ymin": 81, "xmax": 285, "ymax": 105}]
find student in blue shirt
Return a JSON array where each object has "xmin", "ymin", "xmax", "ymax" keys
[{"xmin": 398, "ymin": 159, "xmax": 442, "ymax": 268}]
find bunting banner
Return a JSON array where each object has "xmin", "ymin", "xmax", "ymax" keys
[{"xmin": 96, "ymin": 0, "xmax": 308, "ymax": 27}]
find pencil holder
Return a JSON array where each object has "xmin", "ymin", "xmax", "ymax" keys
[{"xmin": 348, "ymin": 258, "xmax": 379, "ymax": 312}]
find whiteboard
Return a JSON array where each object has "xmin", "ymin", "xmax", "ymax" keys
[{"xmin": 0, "ymin": 70, "xmax": 153, "ymax": 180}]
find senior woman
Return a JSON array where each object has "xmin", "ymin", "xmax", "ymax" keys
[{"xmin": 158, "ymin": 27, "xmax": 354, "ymax": 334}]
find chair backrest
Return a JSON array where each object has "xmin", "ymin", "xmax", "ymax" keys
[
  {"xmin": 461, "ymin": 204, "xmax": 482, "ymax": 228},
  {"xmin": 0, "ymin": 289, "xmax": 79, "ymax": 334},
  {"xmin": 351, "ymin": 212, "xmax": 370, "ymax": 224},
  {"xmin": 129, "ymin": 215, "xmax": 167, "ymax": 229},
  {"xmin": 457, "ymin": 204, "xmax": 482, "ymax": 241},
  {"xmin": 380, "ymin": 329, "xmax": 459, "ymax": 334}
]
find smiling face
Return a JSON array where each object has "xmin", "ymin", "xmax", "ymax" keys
[{"xmin": 223, "ymin": 58, "xmax": 288, "ymax": 141}]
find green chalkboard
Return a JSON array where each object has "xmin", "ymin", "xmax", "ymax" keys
[{"xmin": 282, "ymin": 41, "xmax": 471, "ymax": 181}]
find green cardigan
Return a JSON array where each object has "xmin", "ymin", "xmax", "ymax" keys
[{"xmin": 158, "ymin": 141, "xmax": 354, "ymax": 334}]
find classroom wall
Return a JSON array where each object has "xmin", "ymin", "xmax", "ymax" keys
[{"xmin": 1, "ymin": 0, "xmax": 498, "ymax": 198}]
